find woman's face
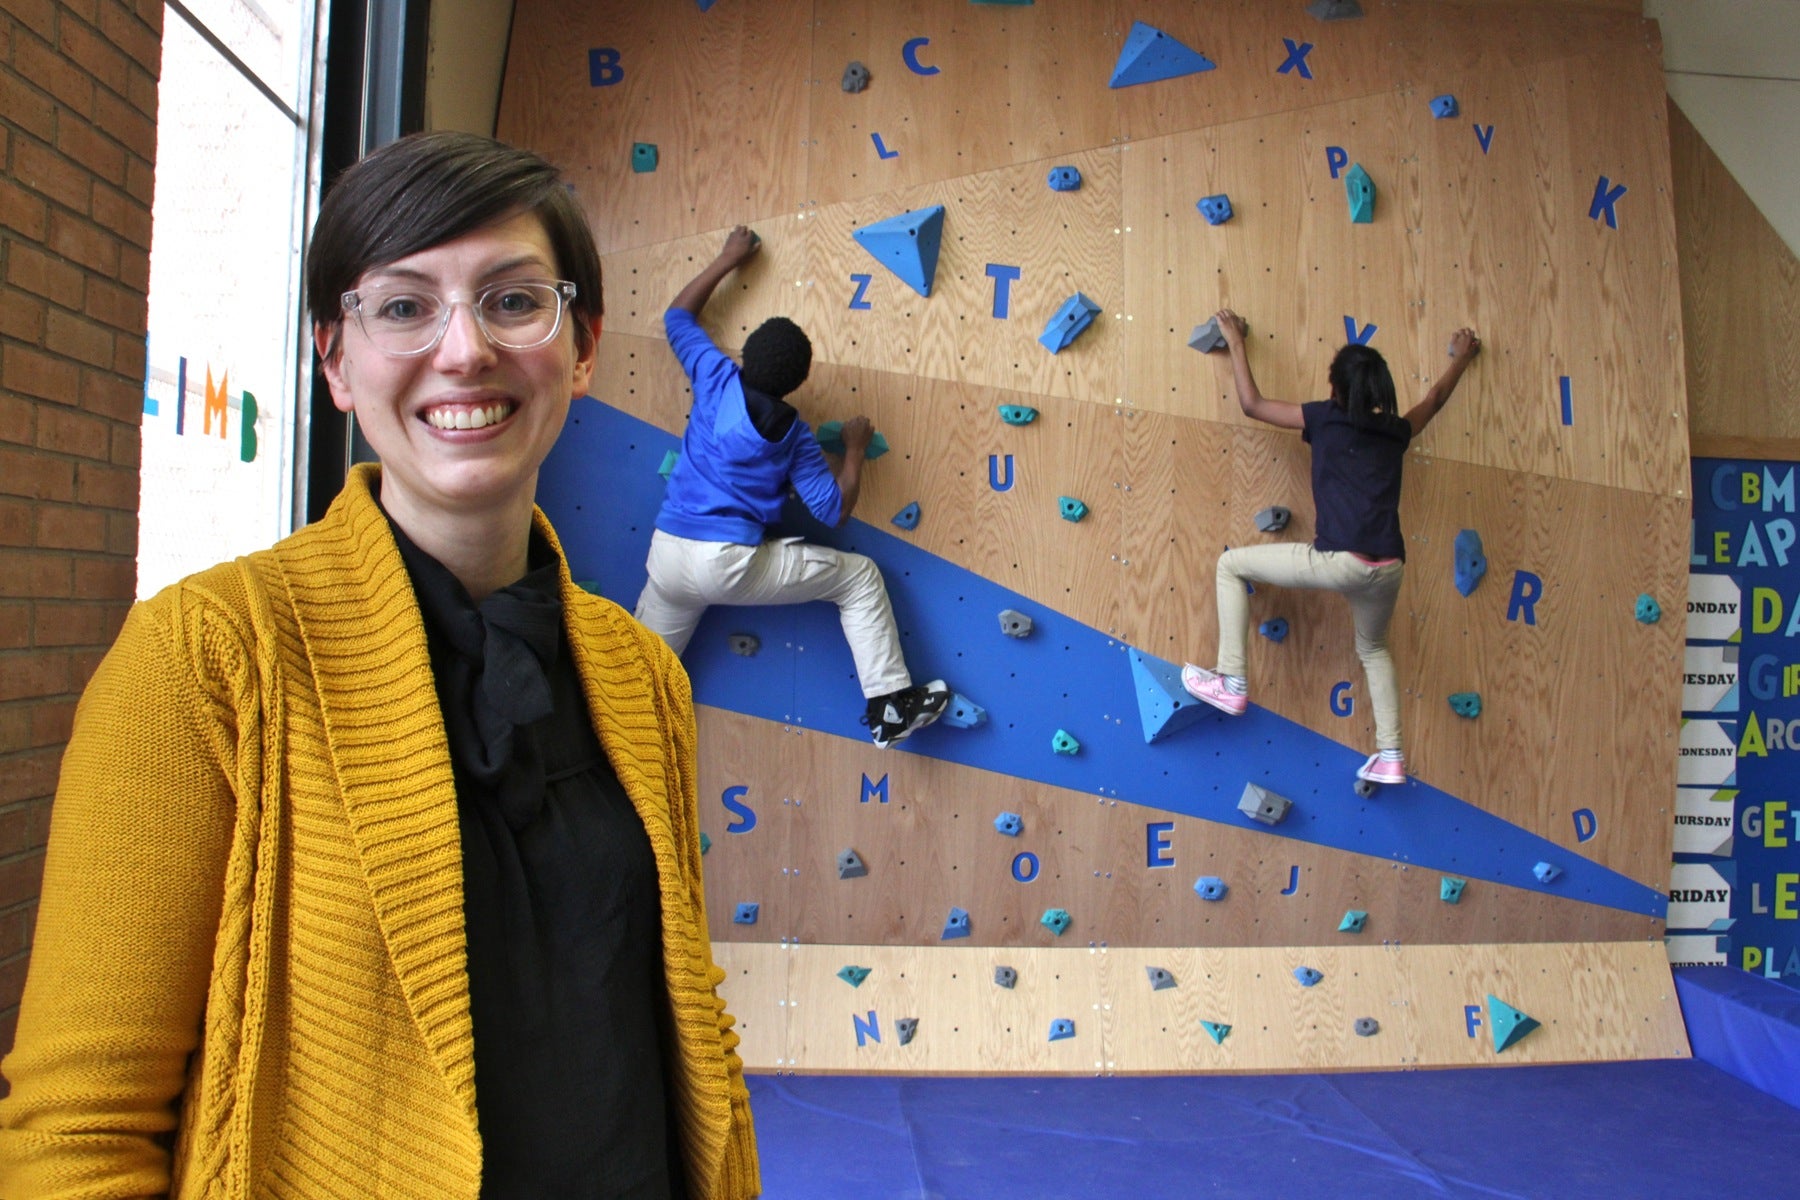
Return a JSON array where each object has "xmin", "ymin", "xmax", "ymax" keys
[{"xmin": 315, "ymin": 209, "xmax": 600, "ymax": 528}]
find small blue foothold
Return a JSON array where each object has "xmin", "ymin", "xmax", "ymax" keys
[
  {"xmin": 658, "ymin": 449, "xmax": 680, "ymax": 479},
  {"xmin": 1038, "ymin": 292, "xmax": 1101, "ymax": 353},
  {"xmin": 1047, "ymin": 165, "xmax": 1082, "ymax": 192},
  {"xmin": 995, "ymin": 811, "xmax": 1024, "ymax": 837},
  {"xmin": 733, "ymin": 902, "xmax": 759, "ymax": 925},
  {"xmin": 1448, "ymin": 691, "xmax": 1482, "ymax": 719},
  {"xmin": 1440, "ymin": 875, "xmax": 1467, "ymax": 903},
  {"xmin": 1048, "ymin": 1017, "xmax": 1076, "ymax": 1042},
  {"xmin": 1338, "ymin": 909, "xmax": 1367, "ymax": 933},
  {"xmin": 1635, "ymin": 593, "xmax": 1661, "ymax": 624},
  {"xmin": 1430, "ymin": 94, "xmax": 1459, "ymax": 119},
  {"xmin": 1051, "ymin": 729, "xmax": 1080, "ymax": 755},
  {"xmin": 1345, "ymin": 163, "xmax": 1375, "ymax": 223},
  {"xmin": 940, "ymin": 693, "xmax": 988, "ymax": 729},
  {"xmin": 1194, "ymin": 876, "xmax": 1228, "ymax": 902},
  {"xmin": 892, "ymin": 501, "xmax": 921, "ymax": 531},
  {"xmin": 1533, "ymin": 861, "xmax": 1562, "ymax": 885},
  {"xmin": 1294, "ymin": 965, "xmax": 1324, "ymax": 987},
  {"xmin": 1259, "ymin": 617, "xmax": 1289, "ymax": 643},
  {"xmin": 1059, "ymin": 496, "xmax": 1089, "ymax": 522},
  {"xmin": 942, "ymin": 906, "xmax": 972, "ymax": 940},
  {"xmin": 999, "ymin": 404, "xmax": 1039, "ymax": 425},
  {"xmin": 1040, "ymin": 907, "xmax": 1072, "ymax": 936},
  {"xmin": 631, "ymin": 142, "xmax": 658, "ymax": 172},
  {"xmin": 1454, "ymin": 529, "xmax": 1487, "ymax": 596},
  {"xmin": 838, "ymin": 964, "xmax": 871, "ymax": 987},
  {"xmin": 1196, "ymin": 193, "xmax": 1233, "ymax": 225}
]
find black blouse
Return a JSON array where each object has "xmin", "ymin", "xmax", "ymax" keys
[{"xmin": 386, "ymin": 514, "xmax": 685, "ymax": 1199}]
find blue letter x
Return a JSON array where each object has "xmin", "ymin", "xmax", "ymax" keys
[{"xmin": 1278, "ymin": 38, "xmax": 1313, "ymax": 79}]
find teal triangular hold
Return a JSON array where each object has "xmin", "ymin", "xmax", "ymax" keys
[
  {"xmin": 852, "ymin": 204, "xmax": 946, "ymax": 297},
  {"xmin": 1338, "ymin": 909, "xmax": 1368, "ymax": 933},
  {"xmin": 1109, "ymin": 21, "xmax": 1217, "ymax": 88},
  {"xmin": 1129, "ymin": 648, "xmax": 1207, "ymax": 744},
  {"xmin": 1487, "ymin": 994, "xmax": 1541, "ymax": 1053},
  {"xmin": 815, "ymin": 420, "xmax": 890, "ymax": 459},
  {"xmin": 658, "ymin": 449, "xmax": 680, "ymax": 479},
  {"xmin": 837, "ymin": 964, "xmax": 871, "ymax": 987},
  {"xmin": 1345, "ymin": 163, "xmax": 1375, "ymax": 223},
  {"xmin": 1200, "ymin": 1020, "xmax": 1231, "ymax": 1044}
]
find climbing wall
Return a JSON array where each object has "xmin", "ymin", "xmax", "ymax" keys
[{"xmin": 503, "ymin": 0, "xmax": 1691, "ymax": 1072}]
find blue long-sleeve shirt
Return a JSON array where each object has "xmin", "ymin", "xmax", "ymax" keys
[{"xmin": 654, "ymin": 308, "xmax": 841, "ymax": 545}]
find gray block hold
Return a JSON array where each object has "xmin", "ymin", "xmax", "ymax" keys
[
  {"xmin": 728, "ymin": 633, "xmax": 761, "ymax": 657},
  {"xmin": 895, "ymin": 1017, "xmax": 919, "ymax": 1045},
  {"xmin": 1255, "ymin": 506, "xmax": 1291, "ymax": 533},
  {"xmin": 842, "ymin": 61, "xmax": 870, "ymax": 92},
  {"xmin": 836, "ymin": 848, "xmax": 868, "ymax": 880},
  {"xmin": 1146, "ymin": 966, "xmax": 1177, "ymax": 991},
  {"xmin": 999, "ymin": 609, "xmax": 1034, "ymax": 638},
  {"xmin": 1307, "ymin": 0, "xmax": 1363, "ymax": 19},
  {"xmin": 1238, "ymin": 782, "xmax": 1293, "ymax": 826},
  {"xmin": 994, "ymin": 965, "xmax": 1018, "ymax": 989},
  {"xmin": 1355, "ymin": 1017, "xmax": 1380, "ymax": 1037}
]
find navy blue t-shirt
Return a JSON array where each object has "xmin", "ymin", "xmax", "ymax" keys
[{"xmin": 1301, "ymin": 400, "xmax": 1413, "ymax": 561}]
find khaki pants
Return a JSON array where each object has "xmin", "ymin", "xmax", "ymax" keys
[
  {"xmin": 1215, "ymin": 544, "xmax": 1405, "ymax": 751},
  {"xmin": 636, "ymin": 530, "xmax": 911, "ymax": 699}
]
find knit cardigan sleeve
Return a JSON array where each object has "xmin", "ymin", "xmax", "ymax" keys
[{"xmin": 0, "ymin": 571, "xmax": 254, "ymax": 1198}]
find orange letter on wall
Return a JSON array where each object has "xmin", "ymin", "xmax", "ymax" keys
[{"xmin": 204, "ymin": 367, "xmax": 229, "ymax": 438}]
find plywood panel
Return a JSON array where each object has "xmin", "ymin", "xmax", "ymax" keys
[
  {"xmin": 1670, "ymin": 101, "xmax": 1800, "ymax": 444},
  {"xmin": 498, "ymin": 0, "xmax": 814, "ymax": 254},
  {"xmin": 694, "ymin": 708, "xmax": 1664, "ymax": 949},
  {"xmin": 727, "ymin": 940, "xmax": 1685, "ymax": 1073}
]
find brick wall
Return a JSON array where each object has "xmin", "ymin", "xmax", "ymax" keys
[{"xmin": 0, "ymin": 0, "xmax": 161, "ymax": 1068}]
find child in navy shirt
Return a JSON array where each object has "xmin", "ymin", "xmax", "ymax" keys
[
  {"xmin": 635, "ymin": 226, "xmax": 949, "ymax": 747},
  {"xmin": 1183, "ymin": 308, "xmax": 1480, "ymax": 785}
]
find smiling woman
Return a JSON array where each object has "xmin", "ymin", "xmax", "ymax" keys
[{"xmin": 0, "ymin": 133, "xmax": 759, "ymax": 1200}]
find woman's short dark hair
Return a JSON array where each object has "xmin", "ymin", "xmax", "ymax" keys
[
  {"xmin": 741, "ymin": 317, "xmax": 812, "ymax": 399},
  {"xmin": 307, "ymin": 131, "xmax": 602, "ymax": 356},
  {"xmin": 1327, "ymin": 343, "xmax": 1398, "ymax": 424}
]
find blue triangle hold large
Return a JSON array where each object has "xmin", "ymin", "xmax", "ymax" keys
[
  {"xmin": 853, "ymin": 204, "xmax": 946, "ymax": 298},
  {"xmin": 1109, "ymin": 21, "xmax": 1217, "ymax": 89},
  {"xmin": 1129, "ymin": 648, "xmax": 1207, "ymax": 744}
]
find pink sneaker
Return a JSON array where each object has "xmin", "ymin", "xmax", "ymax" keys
[
  {"xmin": 1357, "ymin": 754, "xmax": 1406, "ymax": 785},
  {"xmin": 1181, "ymin": 664, "xmax": 1246, "ymax": 716}
]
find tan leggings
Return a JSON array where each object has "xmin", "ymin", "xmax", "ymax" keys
[{"xmin": 1215, "ymin": 543, "xmax": 1406, "ymax": 751}]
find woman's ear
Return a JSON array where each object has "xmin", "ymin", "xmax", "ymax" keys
[{"xmin": 314, "ymin": 323, "xmax": 355, "ymax": 415}]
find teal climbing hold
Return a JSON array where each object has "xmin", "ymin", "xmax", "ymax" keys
[
  {"xmin": 999, "ymin": 404, "xmax": 1039, "ymax": 425},
  {"xmin": 1338, "ymin": 909, "xmax": 1367, "ymax": 934},
  {"xmin": 837, "ymin": 964, "xmax": 871, "ymax": 987},
  {"xmin": 1058, "ymin": 496, "xmax": 1089, "ymax": 522},
  {"xmin": 1108, "ymin": 20, "xmax": 1217, "ymax": 89},
  {"xmin": 1040, "ymin": 907, "xmax": 1072, "ymax": 936},
  {"xmin": 852, "ymin": 204, "xmax": 946, "ymax": 298},
  {"xmin": 700, "ymin": 832, "xmax": 712, "ymax": 855},
  {"xmin": 940, "ymin": 693, "xmax": 988, "ymax": 729},
  {"xmin": 631, "ymin": 142, "xmax": 658, "ymax": 173},
  {"xmin": 1636, "ymin": 593, "xmax": 1661, "ymax": 623},
  {"xmin": 1051, "ymin": 729, "xmax": 1080, "ymax": 755},
  {"xmin": 658, "ymin": 449, "xmax": 680, "ymax": 480},
  {"xmin": 814, "ymin": 420, "xmax": 890, "ymax": 459},
  {"xmin": 1487, "ymin": 994, "xmax": 1541, "ymax": 1053},
  {"xmin": 1440, "ymin": 875, "xmax": 1466, "ymax": 903},
  {"xmin": 1345, "ymin": 163, "xmax": 1375, "ymax": 223},
  {"xmin": 1448, "ymin": 691, "xmax": 1482, "ymax": 719},
  {"xmin": 1200, "ymin": 1019, "xmax": 1232, "ymax": 1044}
]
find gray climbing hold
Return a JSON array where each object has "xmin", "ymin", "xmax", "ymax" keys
[
  {"xmin": 994, "ymin": 965, "xmax": 1018, "ymax": 989},
  {"xmin": 1146, "ymin": 966, "xmax": 1177, "ymax": 991},
  {"xmin": 1187, "ymin": 316, "xmax": 1229, "ymax": 353},
  {"xmin": 1307, "ymin": 0, "xmax": 1363, "ymax": 19},
  {"xmin": 1238, "ymin": 782, "xmax": 1292, "ymax": 826},
  {"xmin": 896, "ymin": 1017, "xmax": 919, "ymax": 1045},
  {"xmin": 842, "ymin": 60, "xmax": 871, "ymax": 92},
  {"xmin": 999, "ymin": 609, "xmax": 1034, "ymax": 638},
  {"xmin": 836, "ymin": 848, "xmax": 868, "ymax": 880},
  {"xmin": 1354, "ymin": 1017, "xmax": 1380, "ymax": 1037},
  {"xmin": 729, "ymin": 633, "xmax": 761, "ymax": 657},
  {"xmin": 1255, "ymin": 506, "xmax": 1290, "ymax": 533}
]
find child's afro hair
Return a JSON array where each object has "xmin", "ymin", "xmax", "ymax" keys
[{"xmin": 741, "ymin": 316, "xmax": 813, "ymax": 398}]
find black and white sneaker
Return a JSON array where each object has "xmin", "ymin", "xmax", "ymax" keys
[{"xmin": 862, "ymin": 679, "xmax": 951, "ymax": 748}]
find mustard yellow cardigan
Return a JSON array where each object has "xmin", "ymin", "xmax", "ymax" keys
[{"xmin": 0, "ymin": 465, "xmax": 759, "ymax": 1199}]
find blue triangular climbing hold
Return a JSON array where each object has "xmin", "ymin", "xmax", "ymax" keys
[
  {"xmin": 852, "ymin": 204, "xmax": 946, "ymax": 298},
  {"xmin": 1129, "ymin": 648, "xmax": 1207, "ymax": 744},
  {"xmin": 1487, "ymin": 994, "xmax": 1541, "ymax": 1053},
  {"xmin": 1108, "ymin": 21, "xmax": 1217, "ymax": 89}
]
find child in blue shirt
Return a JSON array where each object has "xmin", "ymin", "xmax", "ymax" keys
[
  {"xmin": 635, "ymin": 226, "xmax": 949, "ymax": 747},
  {"xmin": 1183, "ymin": 308, "xmax": 1480, "ymax": 785}
]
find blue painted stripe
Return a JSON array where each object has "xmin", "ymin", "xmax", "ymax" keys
[{"xmin": 542, "ymin": 400, "xmax": 1668, "ymax": 918}]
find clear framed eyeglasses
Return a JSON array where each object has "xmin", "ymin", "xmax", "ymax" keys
[{"xmin": 340, "ymin": 279, "xmax": 578, "ymax": 357}]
